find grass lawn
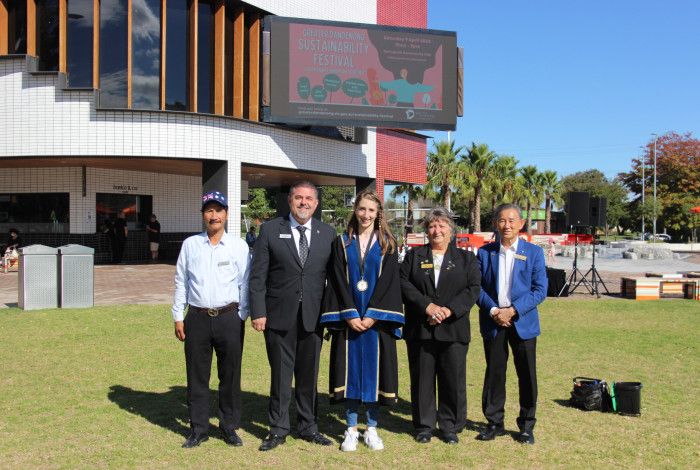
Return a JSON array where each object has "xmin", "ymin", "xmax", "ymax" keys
[{"xmin": 0, "ymin": 299, "xmax": 698, "ymax": 469}]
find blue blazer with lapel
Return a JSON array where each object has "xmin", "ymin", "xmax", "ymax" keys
[{"xmin": 476, "ymin": 239, "xmax": 547, "ymax": 340}]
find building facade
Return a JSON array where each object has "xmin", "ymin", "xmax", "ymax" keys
[{"xmin": 1, "ymin": 0, "xmax": 430, "ymax": 261}]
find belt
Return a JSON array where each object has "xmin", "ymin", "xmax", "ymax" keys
[{"xmin": 189, "ymin": 302, "xmax": 239, "ymax": 317}]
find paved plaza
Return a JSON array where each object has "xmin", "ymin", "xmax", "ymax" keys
[{"xmin": 1, "ymin": 251, "xmax": 698, "ymax": 308}]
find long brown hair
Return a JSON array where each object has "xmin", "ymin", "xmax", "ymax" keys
[{"xmin": 346, "ymin": 189, "xmax": 396, "ymax": 255}]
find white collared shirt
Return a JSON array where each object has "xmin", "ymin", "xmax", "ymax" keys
[
  {"xmin": 172, "ymin": 232, "xmax": 250, "ymax": 321},
  {"xmin": 289, "ymin": 216, "xmax": 312, "ymax": 255},
  {"xmin": 433, "ymin": 252, "xmax": 444, "ymax": 288},
  {"xmin": 490, "ymin": 237, "xmax": 519, "ymax": 316}
]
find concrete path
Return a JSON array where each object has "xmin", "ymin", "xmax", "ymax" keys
[
  {"xmin": 1, "ymin": 255, "xmax": 698, "ymax": 308},
  {"xmin": 0, "ymin": 263, "xmax": 175, "ymax": 308}
]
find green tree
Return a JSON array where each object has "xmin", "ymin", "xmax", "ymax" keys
[
  {"xmin": 619, "ymin": 132, "xmax": 700, "ymax": 240},
  {"xmin": 320, "ymin": 185, "xmax": 353, "ymax": 231},
  {"xmin": 242, "ymin": 188, "xmax": 275, "ymax": 225},
  {"xmin": 539, "ymin": 170, "xmax": 563, "ymax": 233},
  {"xmin": 390, "ymin": 183, "xmax": 424, "ymax": 238},
  {"xmin": 486, "ymin": 154, "xmax": 519, "ymax": 214},
  {"xmin": 426, "ymin": 140, "xmax": 467, "ymax": 212},
  {"xmin": 561, "ymin": 169, "xmax": 628, "ymax": 235},
  {"xmin": 519, "ymin": 165, "xmax": 543, "ymax": 234},
  {"xmin": 465, "ymin": 142, "xmax": 496, "ymax": 232}
]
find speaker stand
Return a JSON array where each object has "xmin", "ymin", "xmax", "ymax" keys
[
  {"xmin": 573, "ymin": 233, "xmax": 609, "ymax": 298},
  {"xmin": 558, "ymin": 231, "xmax": 592, "ymax": 296}
]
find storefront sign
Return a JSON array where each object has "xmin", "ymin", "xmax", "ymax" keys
[{"xmin": 112, "ymin": 185, "xmax": 139, "ymax": 194}]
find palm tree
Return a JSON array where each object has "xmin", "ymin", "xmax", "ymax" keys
[
  {"xmin": 465, "ymin": 142, "xmax": 496, "ymax": 232},
  {"xmin": 486, "ymin": 154, "xmax": 519, "ymax": 214},
  {"xmin": 426, "ymin": 140, "xmax": 466, "ymax": 211},
  {"xmin": 519, "ymin": 165, "xmax": 544, "ymax": 234},
  {"xmin": 390, "ymin": 183, "xmax": 424, "ymax": 239},
  {"xmin": 540, "ymin": 170, "xmax": 562, "ymax": 233}
]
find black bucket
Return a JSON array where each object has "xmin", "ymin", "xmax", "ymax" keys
[{"xmin": 614, "ymin": 382, "xmax": 643, "ymax": 416}]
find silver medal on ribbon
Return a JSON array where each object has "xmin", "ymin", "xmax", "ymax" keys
[{"xmin": 356, "ymin": 279, "xmax": 368, "ymax": 292}]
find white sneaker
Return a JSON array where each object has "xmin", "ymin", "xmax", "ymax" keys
[
  {"xmin": 340, "ymin": 428, "xmax": 360, "ymax": 452},
  {"xmin": 364, "ymin": 427, "xmax": 384, "ymax": 450}
]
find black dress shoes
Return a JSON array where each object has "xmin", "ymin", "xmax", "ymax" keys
[
  {"xmin": 182, "ymin": 433, "xmax": 209, "ymax": 448},
  {"xmin": 440, "ymin": 431, "xmax": 459, "ymax": 444},
  {"xmin": 475, "ymin": 424, "xmax": 506, "ymax": 441},
  {"xmin": 515, "ymin": 430, "xmax": 535, "ymax": 445},
  {"xmin": 299, "ymin": 431, "xmax": 333, "ymax": 446},
  {"xmin": 415, "ymin": 431, "xmax": 432, "ymax": 443},
  {"xmin": 221, "ymin": 427, "xmax": 243, "ymax": 447},
  {"xmin": 259, "ymin": 433, "xmax": 286, "ymax": 451}
]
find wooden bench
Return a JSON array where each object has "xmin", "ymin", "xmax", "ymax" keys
[{"xmin": 621, "ymin": 277, "xmax": 699, "ymax": 300}]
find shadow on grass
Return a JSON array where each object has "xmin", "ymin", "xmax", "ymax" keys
[
  {"xmin": 108, "ymin": 385, "xmax": 269, "ymax": 440},
  {"xmin": 552, "ymin": 398, "xmax": 577, "ymax": 409},
  {"xmin": 317, "ymin": 395, "xmax": 483, "ymax": 442},
  {"xmin": 108, "ymin": 385, "xmax": 483, "ymax": 443}
]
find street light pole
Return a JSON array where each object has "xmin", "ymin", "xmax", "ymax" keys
[
  {"xmin": 403, "ymin": 195, "xmax": 407, "ymax": 241},
  {"xmin": 652, "ymin": 133, "xmax": 658, "ymax": 243},
  {"xmin": 641, "ymin": 149, "xmax": 645, "ymax": 240}
]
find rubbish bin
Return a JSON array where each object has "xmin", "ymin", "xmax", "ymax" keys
[
  {"xmin": 58, "ymin": 244, "xmax": 95, "ymax": 308},
  {"xmin": 18, "ymin": 244, "xmax": 59, "ymax": 310}
]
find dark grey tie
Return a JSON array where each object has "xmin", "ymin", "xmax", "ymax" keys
[{"xmin": 297, "ymin": 225, "xmax": 308, "ymax": 266}]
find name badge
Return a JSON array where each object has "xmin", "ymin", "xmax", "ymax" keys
[
  {"xmin": 218, "ymin": 260, "xmax": 230, "ymax": 267},
  {"xmin": 421, "ymin": 262, "xmax": 434, "ymax": 269},
  {"xmin": 514, "ymin": 254, "xmax": 527, "ymax": 261},
  {"xmin": 279, "ymin": 234, "xmax": 292, "ymax": 239}
]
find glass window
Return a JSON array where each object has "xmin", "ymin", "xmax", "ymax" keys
[
  {"xmin": 0, "ymin": 193, "xmax": 69, "ymax": 234},
  {"xmin": 132, "ymin": 0, "xmax": 161, "ymax": 109},
  {"xmin": 165, "ymin": 0, "xmax": 189, "ymax": 111},
  {"xmin": 96, "ymin": 193, "xmax": 153, "ymax": 233},
  {"xmin": 66, "ymin": 0, "xmax": 94, "ymax": 87},
  {"xmin": 36, "ymin": 0, "xmax": 59, "ymax": 71},
  {"xmin": 196, "ymin": 0, "xmax": 213, "ymax": 114},
  {"xmin": 7, "ymin": 0, "xmax": 28, "ymax": 54},
  {"xmin": 99, "ymin": 0, "xmax": 128, "ymax": 108}
]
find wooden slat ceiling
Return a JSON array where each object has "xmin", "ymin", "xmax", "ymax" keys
[{"xmin": 242, "ymin": 165, "xmax": 355, "ymax": 188}]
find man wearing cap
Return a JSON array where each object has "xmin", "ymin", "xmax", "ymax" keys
[
  {"xmin": 172, "ymin": 191, "xmax": 250, "ymax": 448},
  {"xmin": 249, "ymin": 181, "xmax": 336, "ymax": 451}
]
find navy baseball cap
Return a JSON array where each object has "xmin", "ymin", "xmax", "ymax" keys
[{"xmin": 201, "ymin": 191, "xmax": 228, "ymax": 211}]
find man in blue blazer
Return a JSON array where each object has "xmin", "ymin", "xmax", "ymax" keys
[{"xmin": 476, "ymin": 204, "xmax": 547, "ymax": 445}]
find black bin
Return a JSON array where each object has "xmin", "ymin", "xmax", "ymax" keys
[{"xmin": 614, "ymin": 382, "xmax": 643, "ymax": 416}]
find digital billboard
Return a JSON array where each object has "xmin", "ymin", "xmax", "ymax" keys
[{"xmin": 263, "ymin": 17, "xmax": 458, "ymax": 130}]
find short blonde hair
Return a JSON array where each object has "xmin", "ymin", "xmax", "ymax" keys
[{"xmin": 422, "ymin": 207, "xmax": 456, "ymax": 232}]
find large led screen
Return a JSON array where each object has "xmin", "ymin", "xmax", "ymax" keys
[{"xmin": 264, "ymin": 17, "xmax": 458, "ymax": 130}]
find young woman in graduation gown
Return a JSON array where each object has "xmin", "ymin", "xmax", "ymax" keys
[{"xmin": 320, "ymin": 190, "xmax": 404, "ymax": 452}]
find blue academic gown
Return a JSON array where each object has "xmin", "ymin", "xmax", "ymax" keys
[{"xmin": 320, "ymin": 233, "xmax": 404, "ymax": 405}]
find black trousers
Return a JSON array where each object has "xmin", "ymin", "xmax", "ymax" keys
[
  {"xmin": 184, "ymin": 308, "xmax": 244, "ymax": 436},
  {"xmin": 407, "ymin": 339, "xmax": 468, "ymax": 434},
  {"xmin": 481, "ymin": 327, "xmax": 537, "ymax": 432},
  {"xmin": 264, "ymin": 304, "xmax": 322, "ymax": 437},
  {"xmin": 112, "ymin": 238, "xmax": 125, "ymax": 263}
]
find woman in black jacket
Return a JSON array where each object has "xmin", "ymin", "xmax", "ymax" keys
[{"xmin": 400, "ymin": 207, "xmax": 481, "ymax": 445}]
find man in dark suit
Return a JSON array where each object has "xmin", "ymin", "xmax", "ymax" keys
[
  {"xmin": 476, "ymin": 204, "xmax": 547, "ymax": 445},
  {"xmin": 249, "ymin": 181, "xmax": 336, "ymax": 451}
]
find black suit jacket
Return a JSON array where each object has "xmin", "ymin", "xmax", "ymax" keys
[
  {"xmin": 249, "ymin": 214, "xmax": 336, "ymax": 332},
  {"xmin": 400, "ymin": 243, "xmax": 481, "ymax": 343}
]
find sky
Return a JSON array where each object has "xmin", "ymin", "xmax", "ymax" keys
[{"xmin": 424, "ymin": 0, "xmax": 700, "ymax": 179}]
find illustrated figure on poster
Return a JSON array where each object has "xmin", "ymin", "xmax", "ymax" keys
[{"xmin": 380, "ymin": 68, "xmax": 433, "ymax": 108}]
